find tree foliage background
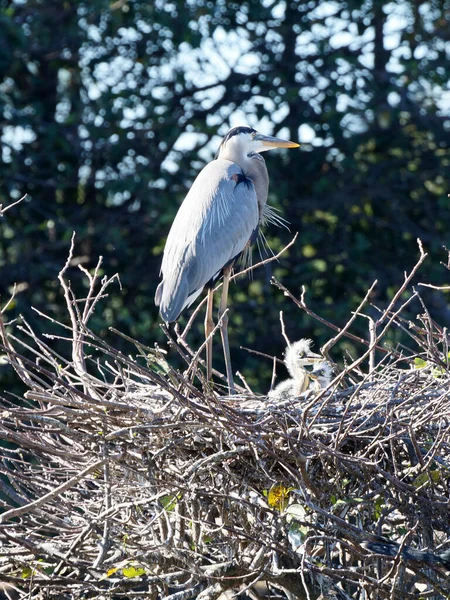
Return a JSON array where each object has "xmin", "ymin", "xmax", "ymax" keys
[{"xmin": 1, "ymin": 0, "xmax": 449, "ymax": 392}]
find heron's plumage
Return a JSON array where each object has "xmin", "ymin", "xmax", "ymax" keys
[
  {"xmin": 155, "ymin": 159, "xmax": 259, "ymax": 322},
  {"xmin": 269, "ymin": 339, "xmax": 324, "ymax": 400},
  {"xmin": 155, "ymin": 125, "xmax": 299, "ymax": 326},
  {"xmin": 268, "ymin": 371, "xmax": 311, "ymax": 400},
  {"xmin": 310, "ymin": 360, "xmax": 334, "ymax": 390},
  {"xmin": 284, "ymin": 339, "xmax": 321, "ymax": 378}
]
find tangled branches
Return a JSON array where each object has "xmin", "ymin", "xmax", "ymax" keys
[{"xmin": 0, "ymin": 238, "xmax": 449, "ymax": 600}]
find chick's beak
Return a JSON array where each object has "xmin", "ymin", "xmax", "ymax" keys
[{"xmin": 302, "ymin": 353, "xmax": 323, "ymax": 372}]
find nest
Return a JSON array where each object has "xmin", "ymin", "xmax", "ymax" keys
[{"xmin": 1, "ymin": 239, "xmax": 450, "ymax": 600}]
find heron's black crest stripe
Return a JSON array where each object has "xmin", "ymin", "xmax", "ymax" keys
[{"xmin": 224, "ymin": 126, "xmax": 256, "ymax": 140}]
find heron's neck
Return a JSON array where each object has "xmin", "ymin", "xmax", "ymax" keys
[
  {"xmin": 287, "ymin": 360, "xmax": 305, "ymax": 379},
  {"xmin": 243, "ymin": 154, "xmax": 269, "ymax": 217},
  {"xmin": 292, "ymin": 369, "xmax": 310, "ymax": 394},
  {"xmin": 219, "ymin": 149, "xmax": 269, "ymax": 218}
]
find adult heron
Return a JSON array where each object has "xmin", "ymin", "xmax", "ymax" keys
[{"xmin": 155, "ymin": 126, "xmax": 299, "ymax": 393}]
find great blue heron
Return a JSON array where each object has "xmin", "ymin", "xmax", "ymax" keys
[
  {"xmin": 268, "ymin": 339, "xmax": 323, "ymax": 400},
  {"xmin": 155, "ymin": 125, "xmax": 299, "ymax": 393}
]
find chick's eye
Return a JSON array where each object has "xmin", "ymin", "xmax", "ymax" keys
[
  {"xmin": 298, "ymin": 351, "xmax": 305, "ymax": 358},
  {"xmin": 317, "ymin": 370, "xmax": 324, "ymax": 376}
]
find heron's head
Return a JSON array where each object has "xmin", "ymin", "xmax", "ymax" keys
[
  {"xmin": 284, "ymin": 339, "xmax": 322, "ymax": 374},
  {"xmin": 217, "ymin": 126, "xmax": 299, "ymax": 162},
  {"xmin": 309, "ymin": 361, "xmax": 334, "ymax": 388}
]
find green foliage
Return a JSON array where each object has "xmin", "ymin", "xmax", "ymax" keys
[
  {"xmin": 121, "ymin": 566, "xmax": 146, "ymax": 579},
  {"xmin": 1, "ymin": 0, "xmax": 449, "ymax": 393},
  {"xmin": 159, "ymin": 493, "xmax": 179, "ymax": 511},
  {"xmin": 414, "ymin": 357, "xmax": 428, "ymax": 369}
]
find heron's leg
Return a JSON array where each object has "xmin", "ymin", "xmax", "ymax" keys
[
  {"xmin": 218, "ymin": 265, "xmax": 235, "ymax": 395},
  {"xmin": 204, "ymin": 286, "xmax": 214, "ymax": 382}
]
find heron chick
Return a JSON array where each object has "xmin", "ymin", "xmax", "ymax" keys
[
  {"xmin": 269, "ymin": 339, "xmax": 323, "ymax": 400},
  {"xmin": 155, "ymin": 126, "xmax": 299, "ymax": 393},
  {"xmin": 309, "ymin": 360, "xmax": 334, "ymax": 391}
]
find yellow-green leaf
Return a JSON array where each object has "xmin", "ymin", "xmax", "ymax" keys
[
  {"xmin": 21, "ymin": 566, "xmax": 33, "ymax": 579},
  {"xmin": 432, "ymin": 366, "xmax": 445, "ymax": 378},
  {"xmin": 122, "ymin": 566, "xmax": 146, "ymax": 578},
  {"xmin": 430, "ymin": 469, "xmax": 440, "ymax": 482},
  {"xmin": 413, "ymin": 470, "xmax": 440, "ymax": 489},
  {"xmin": 414, "ymin": 357, "xmax": 427, "ymax": 369},
  {"xmin": 332, "ymin": 499, "xmax": 347, "ymax": 508},
  {"xmin": 160, "ymin": 494, "xmax": 178, "ymax": 511},
  {"xmin": 268, "ymin": 483, "xmax": 290, "ymax": 511}
]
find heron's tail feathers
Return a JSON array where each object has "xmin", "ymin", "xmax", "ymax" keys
[{"xmin": 239, "ymin": 243, "xmax": 253, "ymax": 273}]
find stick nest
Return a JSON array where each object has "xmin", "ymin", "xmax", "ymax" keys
[{"xmin": 1, "ymin": 239, "xmax": 450, "ymax": 600}]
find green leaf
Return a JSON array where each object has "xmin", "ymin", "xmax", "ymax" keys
[
  {"xmin": 332, "ymin": 499, "xmax": 348, "ymax": 508},
  {"xmin": 122, "ymin": 566, "xmax": 146, "ymax": 578},
  {"xmin": 432, "ymin": 366, "xmax": 445, "ymax": 378},
  {"xmin": 21, "ymin": 566, "xmax": 33, "ymax": 579},
  {"xmin": 374, "ymin": 496, "xmax": 385, "ymax": 520},
  {"xmin": 413, "ymin": 469, "xmax": 441, "ymax": 489},
  {"xmin": 414, "ymin": 357, "xmax": 427, "ymax": 369},
  {"xmin": 160, "ymin": 494, "xmax": 178, "ymax": 511}
]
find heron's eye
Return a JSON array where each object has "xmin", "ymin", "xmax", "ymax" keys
[
  {"xmin": 298, "ymin": 351, "xmax": 305, "ymax": 358},
  {"xmin": 317, "ymin": 370, "xmax": 324, "ymax": 376}
]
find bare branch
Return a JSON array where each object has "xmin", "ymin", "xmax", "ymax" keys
[
  {"xmin": 0, "ymin": 458, "xmax": 108, "ymax": 523},
  {"xmin": 0, "ymin": 194, "xmax": 27, "ymax": 217}
]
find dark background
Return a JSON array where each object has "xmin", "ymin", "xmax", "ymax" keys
[{"xmin": 1, "ymin": 0, "xmax": 449, "ymax": 393}]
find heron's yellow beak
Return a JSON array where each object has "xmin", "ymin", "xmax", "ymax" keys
[{"xmin": 254, "ymin": 133, "xmax": 300, "ymax": 149}]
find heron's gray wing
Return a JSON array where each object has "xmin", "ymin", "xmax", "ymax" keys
[{"xmin": 156, "ymin": 159, "xmax": 259, "ymax": 322}]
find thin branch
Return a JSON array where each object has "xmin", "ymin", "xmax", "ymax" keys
[
  {"xmin": 271, "ymin": 277, "xmax": 389, "ymax": 354},
  {"xmin": 0, "ymin": 194, "xmax": 27, "ymax": 217},
  {"xmin": 0, "ymin": 458, "xmax": 108, "ymax": 523},
  {"xmin": 279, "ymin": 311, "xmax": 290, "ymax": 347},
  {"xmin": 321, "ymin": 280, "xmax": 378, "ymax": 358}
]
